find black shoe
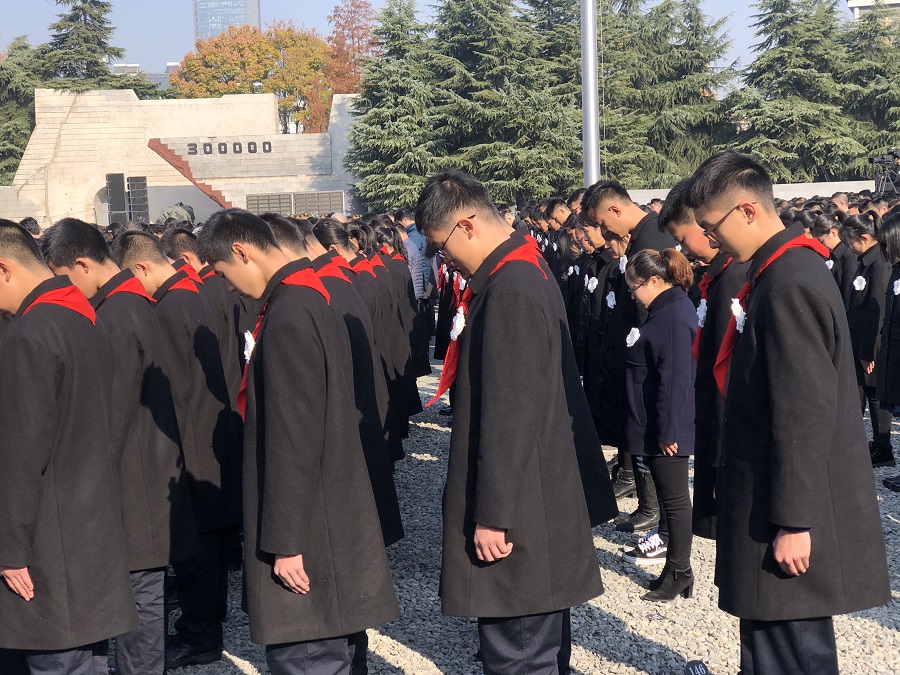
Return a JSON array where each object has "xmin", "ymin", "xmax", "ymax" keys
[
  {"xmin": 439, "ymin": 406, "xmax": 453, "ymax": 416},
  {"xmin": 612, "ymin": 468, "xmax": 636, "ymax": 499},
  {"xmin": 165, "ymin": 637, "xmax": 222, "ymax": 670},
  {"xmin": 883, "ymin": 475, "xmax": 900, "ymax": 491},
  {"xmin": 641, "ymin": 564, "xmax": 693, "ymax": 602},
  {"xmin": 615, "ymin": 509, "xmax": 660, "ymax": 533},
  {"xmin": 871, "ymin": 442, "xmax": 896, "ymax": 468}
]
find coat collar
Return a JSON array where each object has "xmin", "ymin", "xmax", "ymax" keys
[
  {"xmin": 858, "ymin": 242, "xmax": 883, "ymax": 268},
  {"xmin": 746, "ymin": 224, "xmax": 803, "ymax": 284},
  {"xmin": 706, "ymin": 251, "xmax": 731, "ymax": 279},
  {"xmin": 15, "ymin": 275, "xmax": 70, "ymax": 319},
  {"xmin": 626, "ymin": 213, "xmax": 659, "ymax": 254},
  {"xmin": 91, "ymin": 268, "xmax": 135, "ymax": 309},
  {"xmin": 647, "ymin": 285, "xmax": 686, "ymax": 319},
  {"xmin": 152, "ymin": 269, "xmax": 188, "ymax": 302},
  {"xmin": 258, "ymin": 258, "xmax": 315, "ymax": 306},
  {"xmin": 466, "ymin": 232, "xmax": 526, "ymax": 297}
]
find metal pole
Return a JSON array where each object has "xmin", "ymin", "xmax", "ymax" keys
[{"xmin": 581, "ymin": 0, "xmax": 601, "ymax": 186}]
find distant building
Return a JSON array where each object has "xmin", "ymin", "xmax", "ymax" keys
[
  {"xmin": 193, "ymin": 0, "xmax": 261, "ymax": 41},
  {"xmin": 847, "ymin": 0, "xmax": 900, "ymax": 20}
]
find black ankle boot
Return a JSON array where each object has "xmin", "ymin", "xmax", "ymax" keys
[
  {"xmin": 871, "ymin": 442, "xmax": 896, "ymax": 468},
  {"xmin": 641, "ymin": 564, "xmax": 693, "ymax": 602},
  {"xmin": 615, "ymin": 466, "xmax": 659, "ymax": 532},
  {"xmin": 612, "ymin": 468, "xmax": 636, "ymax": 499}
]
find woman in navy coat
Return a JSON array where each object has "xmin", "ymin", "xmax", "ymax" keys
[{"xmin": 623, "ymin": 248, "xmax": 697, "ymax": 601}]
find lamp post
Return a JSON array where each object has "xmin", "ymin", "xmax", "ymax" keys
[{"xmin": 581, "ymin": 0, "xmax": 601, "ymax": 186}]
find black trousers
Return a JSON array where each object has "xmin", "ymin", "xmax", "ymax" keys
[
  {"xmin": 266, "ymin": 636, "xmax": 352, "ymax": 675},
  {"xmin": 645, "ymin": 455, "xmax": 692, "ymax": 569},
  {"xmin": 172, "ymin": 528, "xmax": 231, "ymax": 650},
  {"xmin": 116, "ymin": 568, "xmax": 165, "ymax": 675},
  {"xmin": 477, "ymin": 609, "xmax": 567, "ymax": 675},
  {"xmin": 739, "ymin": 617, "xmax": 838, "ymax": 675},
  {"xmin": 349, "ymin": 631, "xmax": 367, "ymax": 675},
  {"xmin": 859, "ymin": 385, "xmax": 893, "ymax": 447},
  {"xmin": 15, "ymin": 641, "xmax": 108, "ymax": 675}
]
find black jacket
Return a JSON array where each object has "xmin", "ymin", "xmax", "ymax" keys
[
  {"xmin": 876, "ymin": 263, "xmax": 900, "ymax": 408},
  {"xmin": 623, "ymin": 286, "xmax": 697, "ymax": 457},
  {"xmin": 847, "ymin": 243, "xmax": 891, "ymax": 388},
  {"xmin": 242, "ymin": 259, "xmax": 399, "ymax": 644},
  {"xmin": 439, "ymin": 235, "xmax": 615, "ymax": 618},
  {"xmin": 93, "ymin": 270, "xmax": 198, "ymax": 570},
  {"xmin": 829, "ymin": 241, "xmax": 856, "ymax": 310},
  {"xmin": 716, "ymin": 225, "xmax": 890, "ymax": 621},
  {"xmin": 0, "ymin": 277, "xmax": 138, "ymax": 650}
]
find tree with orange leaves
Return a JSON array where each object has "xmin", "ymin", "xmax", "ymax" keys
[
  {"xmin": 327, "ymin": 0, "xmax": 376, "ymax": 94},
  {"xmin": 170, "ymin": 23, "xmax": 334, "ymax": 133}
]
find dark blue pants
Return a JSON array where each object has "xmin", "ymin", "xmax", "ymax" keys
[
  {"xmin": 266, "ymin": 636, "xmax": 352, "ymax": 675},
  {"xmin": 116, "ymin": 568, "xmax": 166, "ymax": 675},
  {"xmin": 15, "ymin": 641, "xmax": 108, "ymax": 675},
  {"xmin": 477, "ymin": 609, "xmax": 568, "ymax": 675},
  {"xmin": 739, "ymin": 616, "xmax": 838, "ymax": 675}
]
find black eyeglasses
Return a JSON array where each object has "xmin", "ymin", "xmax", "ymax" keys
[
  {"xmin": 627, "ymin": 280, "xmax": 648, "ymax": 297},
  {"xmin": 702, "ymin": 201, "xmax": 757, "ymax": 240},
  {"xmin": 435, "ymin": 215, "xmax": 473, "ymax": 259}
]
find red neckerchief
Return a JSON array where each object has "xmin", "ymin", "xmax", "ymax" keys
[
  {"xmin": 437, "ymin": 263, "xmax": 449, "ymax": 293},
  {"xmin": 713, "ymin": 235, "xmax": 828, "ymax": 396},
  {"xmin": 369, "ymin": 254, "xmax": 387, "ymax": 270},
  {"xmin": 352, "ymin": 257, "xmax": 376, "ymax": 277},
  {"xmin": 392, "ymin": 253, "xmax": 405, "ymax": 262},
  {"xmin": 22, "ymin": 282, "xmax": 96, "ymax": 324},
  {"xmin": 237, "ymin": 268, "xmax": 330, "ymax": 420},
  {"xmin": 524, "ymin": 233, "xmax": 541, "ymax": 255},
  {"xmin": 106, "ymin": 274, "xmax": 156, "ymax": 304},
  {"xmin": 174, "ymin": 260, "xmax": 204, "ymax": 286},
  {"xmin": 427, "ymin": 242, "xmax": 548, "ymax": 406},
  {"xmin": 692, "ymin": 258, "xmax": 732, "ymax": 361},
  {"xmin": 200, "ymin": 266, "xmax": 217, "ymax": 280},
  {"xmin": 380, "ymin": 244, "xmax": 391, "ymax": 255},
  {"xmin": 329, "ymin": 252, "xmax": 355, "ymax": 273},
  {"xmin": 170, "ymin": 275, "xmax": 199, "ymax": 294},
  {"xmin": 315, "ymin": 259, "xmax": 351, "ymax": 284}
]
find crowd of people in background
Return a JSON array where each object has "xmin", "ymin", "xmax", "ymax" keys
[{"xmin": 0, "ymin": 150, "xmax": 892, "ymax": 675}]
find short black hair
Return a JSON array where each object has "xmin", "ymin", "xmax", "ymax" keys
[
  {"xmin": 545, "ymin": 198, "xmax": 567, "ymax": 216},
  {"xmin": 19, "ymin": 217, "xmax": 41, "ymax": 236},
  {"xmin": 567, "ymin": 187, "xmax": 586, "ymax": 206},
  {"xmin": 41, "ymin": 218, "xmax": 113, "ymax": 268},
  {"xmin": 878, "ymin": 210, "xmax": 900, "ymax": 264},
  {"xmin": 415, "ymin": 168, "xmax": 500, "ymax": 233},
  {"xmin": 110, "ymin": 231, "xmax": 170, "ymax": 268},
  {"xmin": 196, "ymin": 208, "xmax": 279, "ymax": 264},
  {"xmin": 259, "ymin": 213, "xmax": 308, "ymax": 254},
  {"xmin": 657, "ymin": 178, "xmax": 694, "ymax": 232},
  {"xmin": 581, "ymin": 180, "xmax": 633, "ymax": 214},
  {"xmin": 685, "ymin": 151, "xmax": 774, "ymax": 210},
  {"xmin": 394, "ymin": 208, "xmax": 415, "ymax": 222},
  {"xmin": 160, "ymin": 227, "xmax": 198, "ymax": 260},
  {"xmin": 290, "ymin": 217, "xmax": 317, "ymax": 243},
  {"xmin": 0, "ymin": 219, "xmax": 47, "ymax": 270}
]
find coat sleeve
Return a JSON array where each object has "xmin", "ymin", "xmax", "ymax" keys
[
  {"xmin": 653, "ymin": 312, "xmax": 695, "ymax": 446},
  {"xmin": 861, "ymin": 261, "xmax": 891, "ymax": 361},
  {"xmin": 473, "ymin": 286, "xmax": 550, "ymax": 530},
  {"xmin": 0, "ymin": 332, "xmax": 61, "ymax": 567},
  {"xmin": 763, "ymin": 277, "xmax": 839, "ymax": 530},
  {"xmin": 258, "ymin": 312, "xmax": 328, "ymax": 556}
]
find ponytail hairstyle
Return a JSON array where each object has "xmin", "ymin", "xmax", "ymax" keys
[
  {"xmin": 840, "ymin": 211, "xmax": 880, "ymax": 245},
  {"xmin": 375, "ymin": 223, "xmax": 407, "ymax": 260},
  {"xmin": 348, "ymin": 224, "xmax": 369, "ymax": 255},
  {"xmin": 809, "ymin": 212, "xmax": 841, "ymax": 239},
  {"xmin": 358, "ymin": 222, "xmax": 378, "ymax": 256},
  {"xmin": 626, "ymin": 248, "xmax": 693, "ymax": 292},
  {"xmin": 877, "ymin": 211, "xmax": 900, "ymax": 265},
  {"xmin": 314, "ymin": 217, "xmax": 353, "ymax": 253},
  {"xmin": 793, "ymin": 210, "xmax": 818, "ymax": 231}
]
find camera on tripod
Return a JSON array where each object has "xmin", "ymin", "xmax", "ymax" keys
[
  {"xmin": 871, "ymin": 149, "xmax": 900, "ymax": 195},
  {"xmin": 870, "ymin": 148, "xmax": 900, "ymax": 168}
]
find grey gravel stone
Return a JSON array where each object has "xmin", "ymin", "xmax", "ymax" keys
[{"xmin": 170, "ymin": 366, "xmax": 900, "ymax": 674}]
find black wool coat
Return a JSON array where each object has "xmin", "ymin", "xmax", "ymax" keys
[
  {"xmin": 242, "ymin": 259, "xmax": 399, "ymax": 645},
  {"xmin": 829, "ymin": 241, "xmax": 856, "ymax": 310},
  {"xmin": 92, "ymin": 270, "xmax": 198, "ymax": 570},
  {"xmin": 581, "ymin": 250, "xmax": 613, "ymax": 408},
  {"xmin": 153, "ymin": 270, "xmax": 242, "ymax": 533},
  {"xmin": 877, "ymin": 263, "xmax": 900, "ymax": 408},
  {"xmin": 716, "ymin": 225, "xmax": 890, "ymax": 621},
  {"xmin": 623, "ymin": 287, "xmax": 697, "ymax": 457},
  {"xmin": 0, "ymin": 277, "xmax": 138, "ymax": 650},
  {"xmin": 592, "ymin": 259, "xmax": 626, "ymax": 446},
  {"xmin": 440, "ymin": 235, "xmax": 615, "ymax": 619},
  {"xmin": 433, "ymin": 267, "xmax": 457, "ymax": 361},
  {"xmin": 312, "ymin": 254, "xmax": 404, "ymax": 546},
  {"xmin": 846, "ymin": 243, "xmax": 892, "ymax": 388},
  {"xmin": 383, "ymin": 254, "xmax": 424, "ymax": 418},
  {"xmin": 692, "ymin": 254, "xmax": 749, "ymax": 540},
  {"xmin": 198, "ymin": 265, "xmax": 248, "ymax": 400}
]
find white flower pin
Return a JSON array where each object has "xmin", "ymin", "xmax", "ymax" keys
[
  {"xmin": 606, "ymin": 290, "xmax": 617, "ymax": 309},
  {"xmin": 552, "ymin": 242, "xmax": 559, "ymax": 252},
  {"xmin": 697, "ymin": 299, "xmax": 708, "ymax": 328},
  {"xmin": 894, "ymin": 279, "xmax": 900, "ymax": 296},
  {"xmin": 826, "ymin": 260, "xmax": 834, "ymax": 270},
  {"xmin": 626, "ymin": 327, "xmax": 641, "ymax": 348},
  {"xmin": 244, "ymin": 330, "xmax": 256, "ymax": 363},
  {"xmin": 574, "ymin": 265, "xmax": 580, "ymax": 276},
  {"xmin": 450, "ymin": 307, "xmax": 466, "ymax": 341},
  {"xmin": 676, "ymin": 244, "xmax": 683, "ymax": 253},
  {"xmin": 619, "ymin": 254, "xmax": 628, "ymax": 274},
  {"xmin": 567, "ymin": 266, "xmax": 575, "ymax": 278},
  {"xmin": 587, "ymin": 277, "xmax": 599, "ymax": 293},
  {"xmin": 459, "ymin": 278, "xmax": 467, "ymax": 291},
  {"xmin": 853, "ymin": 276, "xmax": 867, "ymax": 291},
  {"xmin": 731, "ymin": 298, "xmax": 746, "ymax": 333}
]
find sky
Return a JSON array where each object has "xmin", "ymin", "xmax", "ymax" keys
[{"xmin": 2, "ymin": 0, "xmax": 852, "ymax": 75}]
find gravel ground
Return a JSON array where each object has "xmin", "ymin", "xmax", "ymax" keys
[{"xmin": 172, "ymin": 363, "xmax": 900, "ymax": 675}]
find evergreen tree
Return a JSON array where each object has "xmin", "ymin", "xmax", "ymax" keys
[
  {"xmin": 841, "ymin": 0, "xmax": 900, "ymax": 154},
  {"xmin": 345, "ymin": 0, "xmax": 442, "ymax": 210},
  {"xmin": 0, "ymin": 38, "xmax": 42, "ymax": 185},
  {"xmin": 520, "ymin": 0, "xmax": 581, "ymax": 97},
  {"xmin": 722, "ymin": 0, "xmax": 866, "ymax": 182}
]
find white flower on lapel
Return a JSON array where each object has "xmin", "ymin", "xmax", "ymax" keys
[
  {"xmin": 567, "ymin": 266, "xmax": 575, "ymax": 278},
  {"xmin": 894, "ymin": 279, "xmax": 900, "ymax": 296},
  {"xmin": 459, "ymin": 278, "xmax": 467, "ymax": 291},
  {"xmin": 697, "ymin": 299, "xmax": 708, "ymax": 328},
  {"xmin": 731, "ymin": 298, "xmax": 746, "ymax": 333},
  {"xmin": 450, "ymin": 307, "xmax": 466, "ymax": 341},
  {"xmin": 587, "ymin": 277, "xmax": 599, "ymax": 293},
  {"xmin": 244, "ymin": 330, "xmax": 256, "ymax": 363},
  {"xmin": 574, "ymin": 265, "xmax": 580, "ymax": 276},
  {"xmin": 606, "ymin": 290, "xmax": 616, "ymax": 309},
  {"xmin": 826, "ymin": 260, "xmax": 834, "ymax": 270},
  {"xmin": 619, "ymin": 255, "xmax": 628, "ymax": 274},
  {"xmin": 625, "ymin": 327, "xmax": 641, "ymax": 348},
  {"xmin": 853, "ymin": 276, "xmax": 867, "ymax": 291},
  {"xmin": 552, "ymin": 242, "xmax": 559, "ymax": 251},
  {"xmin": 676, "ymin": 245, "xmax": 683, "ymax": 253}
]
